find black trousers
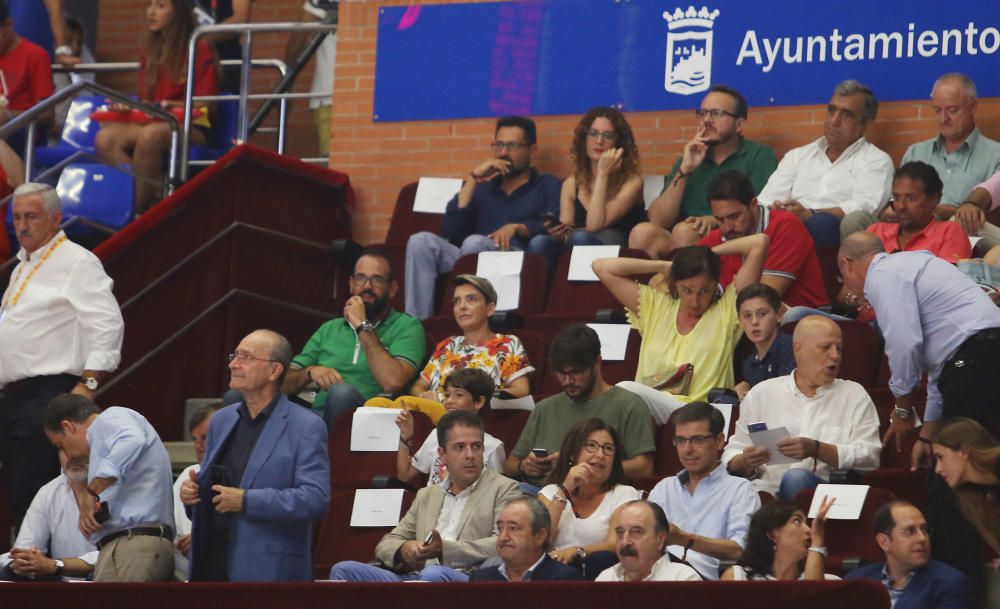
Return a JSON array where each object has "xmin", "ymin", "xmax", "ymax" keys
[
  {"xmin": 927, "ymin": 329, "xmax": 1000, "ymax": 596},
  {"xmin": 0, "ymin": 374, "xmax": 78, "ymax": 532}
]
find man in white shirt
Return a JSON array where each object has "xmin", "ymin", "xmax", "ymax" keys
[
  {"xmin": 722, "ymin": 315, "xmax": 881, "ymax": 500},
  {"xmin": 757, "ymin": 80, "xmax": 894, "ymax": 246},
  {"xmin": 172, "ymin": 403, "xmax": 220, "ymax": 580},
  {"xmin": 0, "ymin": 450, "xmax": 97, "ymax": 581},
  {"xmin": 0, "ymin": 182, "xmax": 123, "ymax": 533},
  {"xmin": 648, "ymin": 402, "xmax": 759, "ymax": 579},
  {"xmin": 330, "ymin": 410, "xmax": 521, "ymax": 582},
  {"xmin": 596, "ymin": 500, "xmax": 701, "ymax": 582}
]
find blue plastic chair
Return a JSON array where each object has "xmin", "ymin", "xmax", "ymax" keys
[
  {"xmin": 188, "ymin": 96, "xmax": 239, "ymax": 162},
  {"xmin": 34, "ymin": 95, "xmax": 105, "ymax": 168},
  {"xmin": 55, "ymin": 163, "xmax": 134, "ymax": 230}
]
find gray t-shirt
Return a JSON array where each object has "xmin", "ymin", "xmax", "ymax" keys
[{"xmin": 511, "ymin": 387, "xmax": 656, "ymax": 486}]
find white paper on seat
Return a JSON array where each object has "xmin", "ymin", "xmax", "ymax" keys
[
  {"xmin": 412, "ymin": 177, "xmax": 463, "ymax": 214},
  {"xmin": 490, "ymin": 394, "xmax": 536, "ymax": 411},
  {"xmin": 569, "ymin": 245, "xmax": 620, "ymax": 281},
  {"xmin": 808, "ymin": 484, "xmax": 870, "ymax": 520},
  {"xmin": 710, "ymin": 403, "xmax": 734, "ymax": 440},
  {"xmin": 476, "ymin": 251, "xmax": 524, "ymax": 311},
  {"xmin": 350, "ymin": 407, "xmax": 402, "ymax": 451},
  {"xmin": 351, "ymin": 488, "xmax": 405, "ymax": 526},
  {"xmin": 587, "ymin": 323, "xmax": 630, "ymax": 361},
  {"xmin": 748, "ymin": 426, "xmax": 798, "ymax": 465},
  {"xmin": 643, "ymin": 175, "xmax": 666, "ymax": 210}
]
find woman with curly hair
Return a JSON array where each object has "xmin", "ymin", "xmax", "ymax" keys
[
  {"xmin": 932, "ymin": 417, "xmax": 1000, "ymax": 563},
  {"xmin": 529, "ymin": 106, "xmax": 645, "ymax": 267},
  {"xmin": 95, "ymin": 0, "xmax": 218, "ymax": 214},
  {"xmin": 722, "ymin": 498, "xmax": 834, "ymax": 581}
]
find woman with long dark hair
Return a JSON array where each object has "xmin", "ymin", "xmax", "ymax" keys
[{"xmin": 722, "ymin": 499, "xmax": 834, "ymax": 581}]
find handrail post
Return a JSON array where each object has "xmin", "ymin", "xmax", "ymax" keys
[
  {"xmin": 238, "ymin": 31, "xmax": 253, "ymax": 144},
  {"xmin": 181, "ymin": 28, "xmax": 199, "ymax": 182},
  {"xmin": 24, "ymin": 122, "xmax": 36, "ymax": 183}
]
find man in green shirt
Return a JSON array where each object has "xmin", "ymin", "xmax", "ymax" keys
[
  {"xmin": 630, "ymin": 85, "xmax": 778, "ymax": 259},
  {"xmin": 505, "ymin": 325, "xmax": 654, "ymax": 490},
  {"xmin": 282, "ymin": 248, "xmax": 425, "ymax": 428}
]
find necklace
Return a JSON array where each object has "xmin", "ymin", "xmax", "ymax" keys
[{"xmin": 2, "ymin": 235, "xmax": 68, "ymax": 310}]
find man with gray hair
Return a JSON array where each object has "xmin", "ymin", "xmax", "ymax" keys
[
  {"xmin": 470, "ymin": 497, "xmax": 584, "ymax": 582},
  {"xmin": 0, "ymin": 182, "xmax": 123, "ymax": 533},
  {"xmin": 757, "ymin": 80, "xmax": 894, "ymax": 246},
  {"xmin": 181, "ymin": 329, "xmax": 330, "ymax": 581}
]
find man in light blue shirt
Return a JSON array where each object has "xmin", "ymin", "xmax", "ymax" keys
[
  {"xmin": 902, "ymin": 73, "xmax": 1000, "ymax": 256},
  {"xmin": 648, "ymin": 402, "xmax": 759, "ymax": 579},
  {"xmin": 43, "ymin": 394, "xmax": 175, "ymax": 582}
]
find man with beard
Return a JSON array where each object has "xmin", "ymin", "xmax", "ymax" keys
[
  {"xmin": 698, "ymin": 170, "xmax": 826, "ymax": 308},
  {"xmin": 283, "ymin": 248, "xmax": 425, "ymax": 428},
  {"xmin": 0, "ymin": 450, "xmax": 97, "ymax": 581},
  {"xmin": 630, "ymin": 85, "xmax": 778, "ymax": 258},
  {"xmin": 846, "ymin": 501, "xmax": 974, "ymax": 609},
  {"xmin": 723, "ymin": 315, "xmax": 881, "ymax": 500},
  {"xmin": 404, "ymin": 116, "xmax": 561, "ymax": 319},
  {"xmin": 505, "ymin": 324, "xmax": 654, "ymax": 491},
  {"xmin": 757, "ymin": 80, "xmax": 894, "ymax": 246}
]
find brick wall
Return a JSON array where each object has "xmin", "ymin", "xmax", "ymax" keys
[
  {"xmin": 331, "ymin": 0, "xmax": 1000, "ymax": 244},
  {"xmin": 93, "ymin": 0, "xmax": 323, "ymax": 159}
]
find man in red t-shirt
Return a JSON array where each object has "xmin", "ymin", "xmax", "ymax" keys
[
  {"xmin": 698, "ymin": 170, "xmax": 827, "ymax": 308},
  {"xmin": 0, "ymin": 3, "xmax": 55, "ymax": 131}
]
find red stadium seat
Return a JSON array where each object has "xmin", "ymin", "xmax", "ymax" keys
[
  {"xmin": 479, "ymin": 408, "xmax": 531, "ymax": 457},
  {"xmin": 814, "ymin": 244, "xmax": 841, "ymax": 305},
  {"xmin": 441, "ymin": 252, "xmax": 551, "ymax": 317},
  {"xmin": 793, "ymin": 486, "xmax": 895, "ymax": 575},
  {"xmin": 313, "ymin": 487, "xmax": 416, "ymax": 578},
  {"xmin": 329, "ymin": 409, "xmax": 434, "ymax": 490},
  {"xmin": 384, "ymin": 182, "xmax": 446, "ymax": 246}
]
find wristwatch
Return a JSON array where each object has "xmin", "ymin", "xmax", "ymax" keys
[
  {"xmin": 807, "ymin": 546, "xmax": 828, "ymax": 557},
  {"xmin": 53, "ymin": 559, "xmax": 64, "ymax": 576},
  {"xmin": 575, "ymin": 547, "xmax": 587, "ymax": 564},
  {"xmin": 356, "ymin": 320, "xmax": 376, "ymax": 334},
  {"xmin": 893, "ymin": 406, "xmax": 913, "ymax": 421},
  {"xmin": 81, "ymin": 376, "xmax": 99, "ymax": 391}
]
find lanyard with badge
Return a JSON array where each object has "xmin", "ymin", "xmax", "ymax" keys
[{"xmin": 0, "ymin": 235, "xmax": 68, "ymax": 324}]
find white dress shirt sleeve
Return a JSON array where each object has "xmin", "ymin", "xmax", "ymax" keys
[
  {"xmin": 829, "ymin": 385, "xmax": 881, "ymax": 473},
  {"xmin": 756, "ymin": 148, "xmax": 800, "ymax": 207},
  {"xmin": 0, "ymin": 484, "xmax": 54, "ymax": 568},
  {"xmin": 69, "ymin": 255, "xmax": 124, "ymax": 372}
]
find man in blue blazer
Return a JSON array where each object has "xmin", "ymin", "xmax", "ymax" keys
[
  {"xmin": 181, "ymin": 330, "xmax": 330, "ymax": 581},
  {"xmin": 845, "ymin": 500, "xmax": 974, "ymax": 609},
  {"xmin": 470, "ymin": 497, "xmax": 584, "ymax": 582}
]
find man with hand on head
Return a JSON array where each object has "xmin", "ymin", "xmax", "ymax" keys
[
  {"xmin": 43, "ymin": 394, "xmax": 175, "ymax": 582},
  {"xmin": 595, "ymin": 500, "xmax": 701, "ymax": 582},
  {"xmin": 405, "ymin": 116, "xmax": 561, "ymax": 319},
  {"xmin": 281, "ymin": 247, "xmax": 424, "ymax": 428},
  {"xmin": 183, "ymin": 330, "xmax": 330, "ymax": 582},
  {"xmin": 470, "ymin": 497, "xmax": 584, "ymax": 582}
]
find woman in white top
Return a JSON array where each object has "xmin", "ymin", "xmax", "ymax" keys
[
  {"xmin": 539, "ymin": 418, "xmax": 642, "ymax": 579},
  {"xmin": 722, "ymin": 498, "xmax": 835, "ymax": 581}
]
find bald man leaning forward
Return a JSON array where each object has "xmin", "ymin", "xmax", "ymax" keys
[{"xmin": 722, "ymin": 315, "xmax": 881, "ymax": 500}]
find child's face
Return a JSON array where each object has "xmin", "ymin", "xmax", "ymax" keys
[
  {"xmin": 442, "ymin": 385, "xmax": 482, "ymax": 412},
  {"xmin": 738, "ymin": 296, "xmax": 779, "ymax": 345}
]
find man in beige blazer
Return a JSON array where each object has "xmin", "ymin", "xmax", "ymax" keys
[{"xmin": 329, "ymin": 410, "xmax": 522, "ymax": 581}]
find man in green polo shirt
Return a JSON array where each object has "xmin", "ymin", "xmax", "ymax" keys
[
  {"xmin": 630, "ymin": 85, "xmax": 778, "ymax": 259},
  {"xmin": 282, "ymin": 247, "xmax": 425, "ymax": 428}
]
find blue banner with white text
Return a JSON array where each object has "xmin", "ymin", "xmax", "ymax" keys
[{"xmin": 373, "ymin": 0, "xmax": 999, "ymax": 121}]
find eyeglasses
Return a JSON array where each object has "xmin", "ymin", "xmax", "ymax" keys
[
  {"xmin": 694, "ymin": 109, "xmax": 740, "ymax": 120},
  {"xmin": 490, "ymin": 141, "xmax": 529, "ymax": 152},
  {"xmin": 228, "ymin": 352, "xmax": 278, "ymax": 364},
  {"xmin": 672, "ymin": 434, "xmax": 715, "ymax": 447},
  {"xmin": 351, "ymin": 273, "xmax": 389, "ymax": 288},
  {"xmin": 582, "ymin": 439, "xmax": 616, "ymax": 456},
  {"xmin": 585, "ymin": 128, "xmax": 617, "ymax": 142}
]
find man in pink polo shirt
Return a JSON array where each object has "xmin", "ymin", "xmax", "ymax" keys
[{"xmin": 868, "ymin": 162, "xmax": 971, "ymax": 262}]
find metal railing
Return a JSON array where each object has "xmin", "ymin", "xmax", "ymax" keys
[{"xmin": 181, "ymin": 21, "xmax": 336, "ymax": 179}]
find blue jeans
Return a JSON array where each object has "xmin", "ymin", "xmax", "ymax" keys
[
  {"xmin": 322, "ymin": 383, "xmax": 366, "ymax": 430},
  {"xmin": 329, "ymin": 561, "xmax": 469, "ymax": 582},
  {"xmin": 777, "ymin": 468, "xmax": 825, "ymax": 502},
  {"xmin": 527, "ymin": 228, "xmax": 626, "ymax": 272},
  {"xmin": 804, "ymin": 211, "xmax": 842, "ymax": 247}
]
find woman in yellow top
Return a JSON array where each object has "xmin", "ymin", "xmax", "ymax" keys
[{"xmin": 592, "ymin": 232, "xmax": 768, "ymax": 424}]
